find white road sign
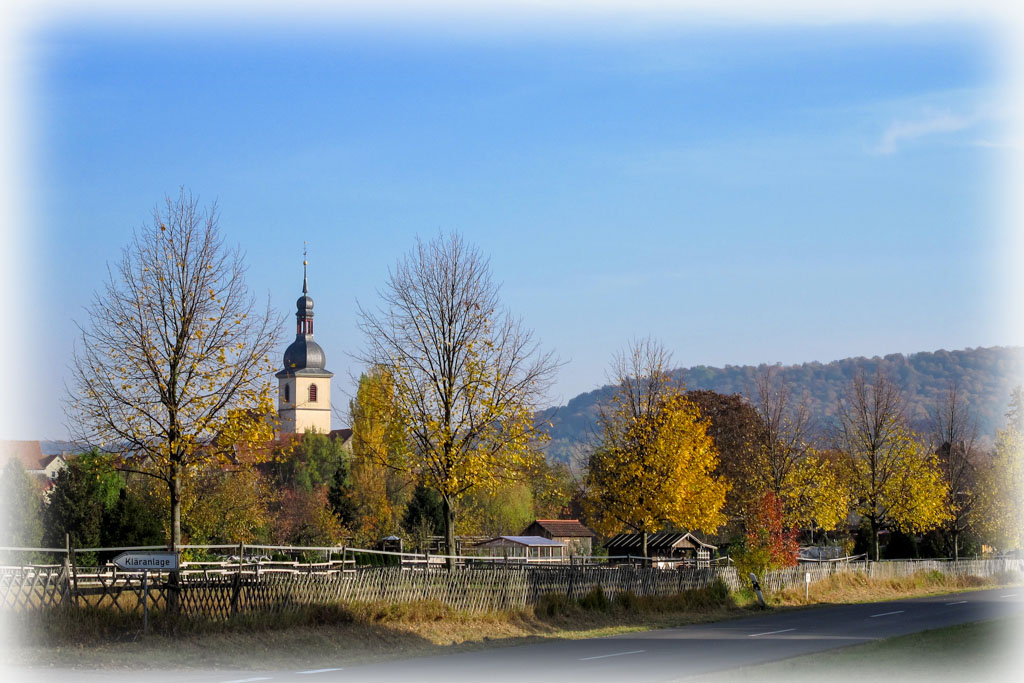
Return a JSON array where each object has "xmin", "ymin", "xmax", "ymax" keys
[{"xmin": 111, "ymin": 551, "xmax": 179, "ymax": 571}]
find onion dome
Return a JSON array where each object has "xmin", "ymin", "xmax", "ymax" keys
[{"xmin": 277, "ymin": 256, "xmax": 333, "ymax": 378}]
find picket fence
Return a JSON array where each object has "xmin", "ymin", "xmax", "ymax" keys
[{"xmin": 2, "ymin": 553, "xmax": 1021, "ymax": 620}]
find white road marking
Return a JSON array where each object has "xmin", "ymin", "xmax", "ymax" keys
[
  {"xmin": 945, "ymin": 601, "xmax": 968, "ymax": 605},
  {"xmin": 870, "ymin": 610, "xmax": 905, "ymax": 618},
  {"xmin": 749, "ymin": 628, "xmax": 796, "ymax": 637},
  {"xmin": 297, "ymin": 669, "xmax": 344, "ymax": 675},
  {"xmin": 1001, "ymin": 594, "xmax": 1018, "ymax": 598},
  {"xmin": 580, "ymin": 649, "xmax": 646, "ymax": 661},
  {"xmin": 221, "ymin": 678, "xmax": 272, "ymax": 683}
]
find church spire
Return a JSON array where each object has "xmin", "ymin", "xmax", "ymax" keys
[
  {"xmin": 302, "ymin": 242, "xmax": 308, "ymax": 295},
  {"xmin": 276, "ymin": 243, "xmax": 333, "ymax": 435},
  {"xmin": 295, "ymin": 247, "xmax": 314, "ymax": 337}
]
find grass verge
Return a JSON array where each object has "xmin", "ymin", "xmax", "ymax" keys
[{"xmin": 4, "ymin": 570, "xmax": 1020, "ymax": 672}]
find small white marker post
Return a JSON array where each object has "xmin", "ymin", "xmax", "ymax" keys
[{"xmin": 805, "ymin": 571, "xmax": 810, "ymax": 600}]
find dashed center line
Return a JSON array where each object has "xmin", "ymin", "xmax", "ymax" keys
[
  {"xmin": 580, "ymin": 649, "xmax": 646, "ymax": 661},
  {"xmin": 298, "ymin": 669, "xmax": 344, "ymax": 675},
  {"xmin": 749, "ymin": 628, "xmax": 796, "ymax": 637},
  {"xmin": 221, "ymin": 678, "xmax": 272, "ymax": 683},
  {"xmin": 945, "ymin": 601, "xmax": 968, "ymax": 605},
  {"xmin": 870, "ymin": 610, "xmax": 905, "ymax": 618},
  {"xmin": 1001, "ymin": 594, "xmax": 1018, "ymax": 598}
]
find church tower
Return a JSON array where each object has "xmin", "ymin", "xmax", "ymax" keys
[{"xmin": 276, "ymin": 256, "xmax": 333, "ymax": 434}]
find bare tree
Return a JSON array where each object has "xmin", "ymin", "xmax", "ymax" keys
[
  {"xmin": 357, "ymin": 232, "xmax": 558, "ymax": 566},
  {"xmin": 751, "ymin": 366, "xmax": 813, "ymax": 499},
  {"xmin": 928, "ymin": 383, "xmax": 979, "ymax": 560},
  {"xmin": 67, "ymin": 190, "xmax": 281, "ymax": 551},
  {"xmin": 602, "ymin": 338, "xmax": 680, "ymax": 426}
]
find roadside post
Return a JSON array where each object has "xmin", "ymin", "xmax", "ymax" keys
[
  {"xmin": 111, "ymin": 551, "xmax": 180, "ymax": 634},
  {"xmin": 805, "ymin": 571, "xmax": 810, "ymax": 601},
  {"xmin": 748, "ymin": 572, "xmax": 766, "ymax": 608}
]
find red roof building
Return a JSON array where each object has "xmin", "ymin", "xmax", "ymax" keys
[{"xmin": 520, "ymin": 519, "xmax": 596, "ymax": 556}]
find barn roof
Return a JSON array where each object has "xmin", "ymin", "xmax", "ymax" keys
[
  {"xmin": 474, "ymin": 535, "xmax": 565, "ymax": 548},
  {"xmin": 523, "ymin": 519, "xmax": 596, "ymax": 538},
  {"xmin": 604, "ymin": 531, "xmax": 717, "ymax": 553}
]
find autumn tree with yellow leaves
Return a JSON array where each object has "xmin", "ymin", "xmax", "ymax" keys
[
  {"xmin": 782, "ymin": 449, "xmax": 852, "ymax": 539},
  {"xmin": 347, "ymin": 367, "xmax": 414, "ymax": 544},
  {"xmin": 834, "ymin": 372, "xmax": 949, "ymax": 560},
  {"xmin": 975, "ymin": 388, "xmax": 1024, "ymax": 552},
  {"xmin": 746, "ymin": 369, "xmax": 851, "ymax": 537},
  {"xmin": 584, "ymin": 339, "xmax": 728, "ymax": 557},
  {"xmin": 357, "ymin": 232, "xmax": 558, "ymax": 566},
  {"xmin": 67, "ymin": 190, "xmax": 280, "ymax": 551}
]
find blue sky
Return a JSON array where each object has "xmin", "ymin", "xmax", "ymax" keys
[{"xmin": 7, "ymin": 13, "xmax": 1018, "ymax": 439}]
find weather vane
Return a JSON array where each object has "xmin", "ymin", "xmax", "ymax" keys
[{"xmin": 302, "ymin": 242, "xmax": 309, "ymax": 294}]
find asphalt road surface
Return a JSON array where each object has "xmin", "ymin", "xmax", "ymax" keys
[{"xmin": 11, "ymin": 587, "xmax": 1024, "ymax": 683}]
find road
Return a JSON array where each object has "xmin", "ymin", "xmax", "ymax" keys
[{"xmin": 11, "ymin": 587, "xmax": 1024, "ymax": 683}]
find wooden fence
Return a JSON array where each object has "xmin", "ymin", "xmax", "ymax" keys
[{"xmin": 2, "ymin": 552, "xmax": 1021, "ymax": 619}]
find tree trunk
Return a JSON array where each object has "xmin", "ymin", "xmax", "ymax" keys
[
  {"xmin": 169, "ymin": 462, "xmax": 181, "ymax": 551},
  {"xmin": 872, "ymin": 520, "xmax": 880, "ymax": 562},
  {"xmin": 442, "ymin": 495, "xmax": 456, "ymax": 571},
  {"xmin": 168, "ymin": 462, "xmax": 182, "ymax": 615},
  {"xmin": 953, "ymin": 530, "xmax": 959, "ymax": 562},
  {"xmin": 642, "ymin": 530, "xmax": 648, "ymax": 560}
]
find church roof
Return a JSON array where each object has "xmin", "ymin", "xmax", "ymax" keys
[
  {"xmin": 277, "ymin": 256, "xmax": 332, "ymax": 377},
  {"xmin": 277, "ymin": 338, "xmax": 332, "ymax": 377}
]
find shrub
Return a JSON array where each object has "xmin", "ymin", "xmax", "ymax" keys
[
  {"xmin": 615, "ymin": 591, "xmax": 638, "ymax": 611},
  {"xmin": 578, "ymin": 587, "xmax": 609, "ymax": 611},
  {"xmin": 535, "ymin": 592, "xmax": 572, "ymax": 618}
]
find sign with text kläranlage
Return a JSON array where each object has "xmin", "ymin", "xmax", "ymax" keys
[{"xmin": 111, "ymin": 551, "xmax": 180, "ymax": 571}]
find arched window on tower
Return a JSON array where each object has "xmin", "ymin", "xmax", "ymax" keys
[
  {"xmin": 309, "ymin": 384, "xmax": 318, "ymax": 403},
  {"xmin": 283, "ymin": 383, "xmax": 290, "ymax": 403}
]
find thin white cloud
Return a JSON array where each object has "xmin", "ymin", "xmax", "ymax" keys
[
  {"xmin": 875, "ymin": 111, "xmax": 974, "ymax": 155},
  {"xmin": 972, "ymin": 137, "xmax": 1024, "ymax": 151}
]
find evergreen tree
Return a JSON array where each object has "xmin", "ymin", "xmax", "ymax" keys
[
  {"xmin": 0, "ymin": 459, "xmax": 44, "ymax": 551},
  {"xmin": 273, "ymin": 429, "xmax": 351, "ymax": 492},
  {"xmin": 101, "ymin": 487, "xmax": 164, "ymax": 548},
  {"xmin": 403, "ymin": 483, "xmax": 444, "ymax": 537},
  {"xmin": 43, "ymin": 450, "xmax": 124, "ymax": 564}
]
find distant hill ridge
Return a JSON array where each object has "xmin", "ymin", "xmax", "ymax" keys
[{"xmin": 541, "ymin": 346, "xmax": 1024, "ymax": 463}]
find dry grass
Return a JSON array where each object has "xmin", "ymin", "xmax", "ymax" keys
[
  {"xmin": 4, "ymin": 571, "xmax": 1020, "ymax": 673},
  {"xmin": 769, "ymin": 569, "xmax": 1011, "ymax": 608}
]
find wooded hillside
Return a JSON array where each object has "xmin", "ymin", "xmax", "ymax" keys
[{"xmin": 541, "ymin": 346, "xmax": 1024, "ymax": 463}]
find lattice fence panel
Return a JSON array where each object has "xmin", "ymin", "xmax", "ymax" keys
[
  {"xmin": 0, "ymin": 565, "xmax": 68, "ymax": 611},
  {"xmin": 4, "ymin": 558, "xmax": 1022, "ymax": 619}
]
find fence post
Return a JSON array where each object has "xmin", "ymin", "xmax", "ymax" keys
[
  {"xmin": 67, "ymin": 535, "xmax": 80, "ymax": 608},
  {"xmin": 61, "ymin": 534, "xmax": 73, "ymax": 610},
  {"xmin": 231, "ymin": 542, "xmax": 243, "ymax": 617},
  {"xmin": 142, "ymin": 570, "xmax": 149, "ymax": 634}
]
